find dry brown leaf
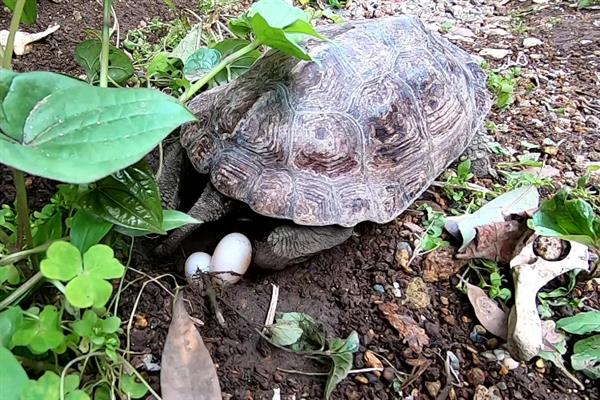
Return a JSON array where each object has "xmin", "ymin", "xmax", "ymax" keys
[
  {"xmin": 363, "ymin": 350, "xmax": 383, "ymax": 377},
  {"xmin": 161, "ymin": 294, "xmax": 221, "ymax": 400},
  {"xmin": 422, "ymin": 246, "xmax": 468, "ymax": 283},
  {"xmin": 457, "ymin": 220, "xmax": 531, "ymax": 263},
  {"xmin": 0, "ymin": 25, "xmax": 60, "ymax": 55},
  {"xmin": 378, "ymin": 303, "xmax": 430, "ymax": 353},
  {"xmin": 465, "ymin": 282, "xmax": 508, "ymax": 339}
]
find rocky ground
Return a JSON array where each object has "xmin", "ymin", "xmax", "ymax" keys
[{"xmin": 1, "ymin": 0, "xmax": 599, "ymax": 399}]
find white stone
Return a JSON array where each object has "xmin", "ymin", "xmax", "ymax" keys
[
  {"xmin": 523, "ymin": 37, "xmax": 543, "ymax": 48},
  {"xmin": 479, "ymin": 48, "xmax": 511, "ymax": 59}
]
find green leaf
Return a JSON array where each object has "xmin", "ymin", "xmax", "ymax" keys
[
  {"xmin": 147, "ymin": 53, "xmax": 183, "ymax": 79},
  {"xmin": 324, "ymin": 331, "xmax": 359, "ymax": 399},
  {"xmin": 11, "ymin": 306, "xmax": 64, "ymax": 354},
  {"xmin": 3, "ymin": 0, "xmax": 37, "ymax": 24},
  {"xmin": 81, "ymin": 162, "xmax": 164, "ymax": 233},
  {"xmin": 161, "ymin": 210, "xmax": 201, "ymax": 231},
  {"xmin": 0, "ymin": 265, "xmax": 20, "ymax": 285},
  {"xmin": 529, "ymin": 190, "xmax": 600, "ymax": 250},
  {"xmin": 0, "ymin": 346, "xmax": 28, "ymax": 400},
  {"xmin": 33, "ymin": 210, "xmax": 63, "ymax": 247},
  {"xmin": 65, "ymin": 245, "xmax": 125, "ymax": 309},
  {"xmin": 0, "ymin": 71, "xmax": 195, "ymax": 184},
  {"xmin": 183, "ymin": 48, "xmax": 221, "ymax": 82},
  {"xmin": 171, "ymin": 23, "xmax": 203, "ymax": 62},
  {"xmin": 74, "ymin": 40, "xmax": 134, "ymax": 85},
  {"xmin": 278, "ymin": 312, "xmax": 326, "ymax": 352},
  {"xmin": 72, "ymin": 310, "xmax": 97, "ymax": 338},
  {"xmin": 268, "ymin": 321, "xmax": 304, "ymax": 346},
  {"xmin": 209, "ymin": 39, "xmax": 261, "ymax": 86},
  {"xmin": 557, "ymin": 311, "xmax": 600, "ymax": 335},
  {"xmin": 69, "ymin": 209, "xmax": 113, "ymax": 254},
  {"xmin": 228, "ymin": 14, "xmax": 252, "ymax": 38},
  {"xmin": 572, "ymin": 335, "xmax": 600, "ymax": 379},
  {"xmin": 40, "ymin": 241, "xmax": 82, "ymax": 281},
  {"xmin": 101, "ymin": 316, "xmax": 121, "ymax": 334},
  {"xmin": 119, "ymin": 374, "xmax": 148, "ymax": 399},
  {"xmin": 246, "ymin": 0, "xmax": 325, "ymax": 61},
  {"xmin": 20, "ymin": 371, "xmax": 87, "ymax": 400},
  {"xmin": 0, "ymin": 307, "xmax": 23, "ymax": 348}
]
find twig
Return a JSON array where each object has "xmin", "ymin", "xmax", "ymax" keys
[
  {"xmin": 0, "ymin": 271, "xmax": 43, "ymax": 310},
  {"xmin": 206, "ymin": 278, "xmax": 226, "ymax": 328},
  {"xmin": 277, "ymin": 367, "xmax": 384, "ymax": 376},
  {"xmin": 262, "ymin": 284, "xmax": 279, "ymax": 333}
]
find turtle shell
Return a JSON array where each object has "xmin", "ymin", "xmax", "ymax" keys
[{"xmin": 182, "ymin": 15, "xmax": 491, "ymax": 227}]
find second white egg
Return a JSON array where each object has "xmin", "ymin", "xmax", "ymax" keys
[{"xmin": 211, "ymin": 233, "xmax": 252, "ymax": 284}]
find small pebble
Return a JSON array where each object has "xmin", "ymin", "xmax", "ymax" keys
[
  {"xmin": 382, "ymin": 368, "xmax": 395, "ymax": 382},
  {"xmin": 486, "ymin": 338, "xmax": 499, "ymax": 349},
  {"xmin": 134, "ymin": 314, "xmax": 148, "ymax": 330},
  {"xmin": 496, "ymin": 382, "xmax": 507, "ymax": 391},
  {"xmin": 440, "ymin": 296, "xmax": 449, "ymax": 305},
  {"xmin": 466, "ymin": 367, "xmax": 486, "ymax": 386},
  {"xmin": 523, "ymin": 37, "xmax": 543, "ymax": 48},
  {"xmin": 354, "ymin": 375, "xmax": 369, "ymax": 385},
  {"xmin": 373, "ymin": 284, "xmax": 385, "ymax": 294},
  {"xmin": 535, "ymin": 358, "xmax": 546, "ymax": 373}
]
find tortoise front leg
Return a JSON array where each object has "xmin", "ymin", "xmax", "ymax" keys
[
  {"xmin": 253, "ymin": 225, "xmax": 354, "ymax": 270},
  {"xmin": 155, "ymin": 183, "xmax": 235, "ymax": 256}
]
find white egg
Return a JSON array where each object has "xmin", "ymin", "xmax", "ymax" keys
[
  {"xmin": 211, "ymin": 233, "xmax": 252, "ymax": 284},
  {"xmin": 184, "ymin": 252, "xmax": 212, "ymax": 282}
]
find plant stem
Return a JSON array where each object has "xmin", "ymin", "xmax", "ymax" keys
[
  {"xmin": 1, "ymin": 0, "xmax": 26, "ymax": 69},
  {"xmin": 119, "ymin": 356, "xmax": 162, "ymax": 400},
  {"xmin": 12, "ymin": 170, "xmax": 34, "ymax": 259},
  {"xmin": 99, "ymin": 0, "xmax": 112, "ymax": 88},
  {"xmin": 179, "ymin": 40, "xmax": 262, "ymax": 103},
  {"xmin": 0, "ymin": 271, "xmax": 43, "ymax": 310},
  {"xmin": 0, "ymin": 238, "xmax": 66, "ymax": 266}
]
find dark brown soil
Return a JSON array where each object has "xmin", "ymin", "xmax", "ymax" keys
[{"xmin": 1, "ymin": 1, "xmax": 599, "ymax": 400}]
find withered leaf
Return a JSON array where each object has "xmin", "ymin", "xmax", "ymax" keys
[
  {"xmin": 161, "ymin": 294, "xmax": 221, "ymax": 400},
  {"xmin": 378, "ymin": 303, "xmax": 429, "ymax": 353},
  {"xmin": 457, "ymin": 220, "xmax": 531, "ymax": 263},
  {"xmin": 465, "ymin": 282, "xmax": 508, "ymax": 339},
  {"xmin": 422, "ymin": 246, "xmax": 468, "ymax": 283}
]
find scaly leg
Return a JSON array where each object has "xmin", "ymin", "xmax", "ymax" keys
[{"xmin": 253, "ymin": 225, "xmax": 354, "ymax": 270}]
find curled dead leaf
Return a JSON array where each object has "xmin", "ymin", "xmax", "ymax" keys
[
  {"xmin": 378, "ymin": 303, "xmax": 430, "ymax": 353},
  {"xmin": 161, "ymin": 294, "xmax": 221, "ymax": 400},
  {"xmin": 464, "ymin": 282, "xmax": 508, "ymax": 339},
  {"xmin": 363, "ymin": 350, "xmax": 383, "ymax": 377},
  {"xmin": 422, "ymin": 246, "xmax": 468, "ymax": 283},
  {"xmin": 0, "ymin": 25, "xmax": 60, "ymax": 55},
  {"xmin": 457, "ymin": 220, "xmax": 532, "ymax": 263}
]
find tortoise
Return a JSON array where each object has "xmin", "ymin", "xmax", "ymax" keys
[{"xmin": 157, "ymin": 15, "xmax": 491, "ymax": 268}]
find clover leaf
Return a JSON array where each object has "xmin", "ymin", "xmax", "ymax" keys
[
  {"xmin": 11, "ymin": 305, "xmax": 64, "ymax": 354},
  {"xmin": 40, "ymin": 242, "xmax": 125, "ymax": 309},
  {"xmin": 20, "ymin": 371, "xmax": 90, "ymax": 400},
  {"xmin": 73, "ymin": 310, "xmax": 121, "ymax": 348},
  {"xmin": 119, "ymin": 374, "xmax": 148, "ymax": 399}
]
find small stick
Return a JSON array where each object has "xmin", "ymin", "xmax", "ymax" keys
[
  {"xmin": 206, "ymin": 278, "xmax": 226, "ymax": 328},
  {"xmin": 277, "ymin": 367, "xmax": 384, "ymax": 376},
  {"xmin": 263, "ymin": 284, "xmax": 279, "ymax": 333}
]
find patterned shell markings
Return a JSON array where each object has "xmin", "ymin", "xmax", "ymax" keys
[{"xmin": 182, "ymin": 15, "xmax": 491, "ymax": 227}]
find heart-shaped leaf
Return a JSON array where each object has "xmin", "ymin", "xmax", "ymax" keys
[
  {"xmin": 20, "ymin": 371, "xmax": 87, "ymax": 400},
  {"xmin": 81, "ymin": 162, "xmax": 164, "ymax": 234},
  {"xmin": 74, "ymin": 40, "xmax": 134, "ymax": 85},
  {"xmin": 65, "ymin": 245, "xmax": 125, "ymax": 309},
  {"xmin": 40, "ymin": 241, "xmax": 82, "ymax": 281},
  {"xmin": 11, "ymin": 305, "xmax": 65, "ymax": 354},
  {"xmin": 0, "ymin": 71, "xmax": 195, "ymax": 183},
  {"xmin": 183, "ymin": 48, "xmax": 221, "ymax": 82}
]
